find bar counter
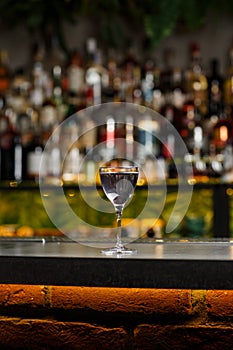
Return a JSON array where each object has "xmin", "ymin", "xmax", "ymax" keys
[{"xmin": 1, "ymin": 238, "xmax": 233, "ymax": 289}]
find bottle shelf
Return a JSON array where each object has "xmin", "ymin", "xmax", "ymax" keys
[{"xmin": 0, "ymin": 179, "xmax": 231, "ymax": 239}]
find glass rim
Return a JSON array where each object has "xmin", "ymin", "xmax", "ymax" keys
[{"xmin": 99, "ymin": 165, "xmax": 139, "ymax": 172}]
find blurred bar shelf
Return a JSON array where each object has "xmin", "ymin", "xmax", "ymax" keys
[
  {"xmin": 0, "ymin": 179, "xmax": 232, "ymax": 237},
  {"xmin": 0, "ymin": 238, "xmax": 233, "ymax": 289}
]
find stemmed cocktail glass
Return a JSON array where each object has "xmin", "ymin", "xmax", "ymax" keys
[{"xmin": 99, "ymin": 164, "xmax": 139, "ymax": 255}]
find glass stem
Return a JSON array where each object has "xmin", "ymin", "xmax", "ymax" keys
[{"xmin": 116, "ymin": 207, "xmax": 123, "ymax": 250}]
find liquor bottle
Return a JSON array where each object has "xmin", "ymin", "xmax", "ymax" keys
[
  {"xmin": 84, "ymin": 147, "xmax": 97, "ymax": 184},
  {"xmin": 103, "ymin": 116, "xmax": 116, "ymax": 160},
  {"xmin": 51, "ymin": 64, "xmax": 67, "ymax": 123},
  {"xmin": 208, "ymin": 108, "xmax": 233, "ymax": 178},
  {"xmin": 105, "ymin": 55, "xmax": 121, "ymax": 102},
  {"xmin": 0, "ymin": 106, "xmax": 15, "ymax": 180},
  {"xmin": 96, "ymin": 114, "xmax": 118, "ymax": 161},
  {"xmin": 160, "ymin": 60, "xmax": 184, "ymax": 153},
  {"xmin": 201, "ymin": 59, "xmax": 224, "ymax": 154},
  {"xmin": 27, "ymin": 132, "xmax": 47, "ymax": 182},
  {"xmin": 29, "ymin": 47, "xmax": 45, "ymax": 122},
  {"xmin": 8, "ymin": 68, "xmax": 31, "ymax": 115},
  {"xmin": 85, "ymin": 38, "xmax": 109, "ymax": 106},
  {"xmin": 61, "ymin": 122, "xmax": 81, "ymax": 183},
  {"xmin": 77, "ymin": 115, "xmax": 98, "ymax": 184},
  {"xmin": 180, "ymin": 99, "xmax": 206, "ymax": 154},
  {"xmin": 137, "ymin": 115, "xmax": 160, "ymax": 162},
  {"xmin": 141, "ymin": 59, "xmax": 156, "ymax": 108},
  {"xmin": 0, "ymin": 50, "xmax": 10, "ymax": 95},
  {"xmin": 27, "ymin": 45, "xmax": 48, "ymax": 182},
  {"xmin": 224, "ymin": 41, "xmax": 233, "ymax": 116},
  {"xmin": 44, "ymin": 34, "xmax": 66, "ymax": 72},
  {"xmin": 184, "ymin": 43, "xmax": 208, "ymax": 117},
  {"xmin": 160, "ymin": 48, "xmax": 175, "ymax": 97},
  {"xmin": 209, "ymin": 46, "xmax": 233, "ymax": 181},
  {"xmin": 67, "ymin": 50, "xmax": 85, "ymax": 100},
  {"xmin": 210, "ymin": 109, "xmax": 233, "ymax": 154},
  {"xmin": 15, "ymin": 111, "xmax": 35, "ymax": 181},
  {"xmin": 207, "ymin": 58, "xmax": 223, "ymax": 117},
  {"xmin": 65, "ymin": 91, "xmax": 81, "ymax": 119},
  {"xmin": 79, "ymin": 117, "xmax": 97, "ymax": 154},
  {"xmin": 179, "ymin": 99, "xmax": 209, "ymax": 180},
  {"xmin": 152, "ymin": 67, "xmax": 164, "ymax": 112},
  {"xmin": 61, "ymin": 108, "xmax": 80, "ymax": 163},
  {"xmin": 171, "ymin": 67, "xmax": 185, "ymax": 111},
  {"xmin": 43, "ymin": 126, "xmax": 61, "ymax": 184},
  {"xmin": 39, "ymin": 93, "xmax": 58, "ymax": 146},
  {"xmin": 120, "ymin": 49, "xmax": 141, "ymax": 103},
  {"xmin": 160, "ymin": 67, "xmax": 184, "ymax": 133}
]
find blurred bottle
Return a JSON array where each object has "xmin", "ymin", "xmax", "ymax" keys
[
  {"xmin": 29, "ymin": 45, "xmax": 46, "ymax": 128},
  {"xmin": 40, "ymin": 94, "xmax": 57, "ymax": 146},
  {"xmin": 160, "ymin": 78, "xmax": 184, "ymax": 134},
  {"xmin": 44, "ymin": 127, "xmax": 61, "ymax": 184},
  {"xmin": 184, "ymin": 43, "xmax": 208, "ymax": 117},
  {"xmin": 160, "ymin": 48, "xmax": 184, "ymax": 116},
  {"xmin": 152, "ymin": 66, "xmax": 164, "ymax": 112},
  {"xmin": 0, "ymin": 98, "xmax": 15, "ymax": 180},
  {"xmin": 137, "ymin": 115, "xmax": 160, "ymax": 165},
  {"xmin": 207, "ymin": 58, "xmax": 224, "ymax": 117},
  {"xmin": 44, "ymin": 33, "xmax": 66, "ymax": 72},
  {"xmin": 208, "ymin": 108, "xmax": 233, "ymax": 178},
  {"xmin": 0, "ymin": 50, "xmax": 10, "ymax": 96},
  {"xmin": 210, "ymin": 109, "xmax": 233, "ymax": 153},
  {"xmin": 27, "ymin": 131, "xmax": 47, "ymax": 182},
  {"xmin": 160, "ymin": 48, "xmax": 175, "ymax": 97},
  {"xmin": 180, "ymin": 98, "xmax": 208, "ymax": 180},
  {"xmin": 201, "ymin": 58, "xmax": 224, "ymax": 159},
  {"xmin": 159, "ymin": 53, "xmax": 184, "ymax": 169},
  {"xmin": 120, "ymin": 49, "xmax": 141, "ymax": 103},
  {"xmin": 27, "ymin": 45, "xmax": 49, "ymax": 182},
  {"xmin": 15, "ymin": 111, "xmax": 35, "ymax": 181},
  {"xmin": 8, "ymin": 68, "xmax": 31, "ymax": 115},
  {"xmin": 105, "ymin": 55, "xmax": 121, "ymax": 102},
  {"xmin": 141, "ymin": 59, "xmax": 156, "ymax": 108},
  {"xmin": 224, "ymin": 40, "xmax": 233, "ymax": 117},
  {"xmin": 61, "ymin": 116, "xmax": 80, "ymax": 183},
  {"xmin": 172, "ymin": 67, "xmax": 185, "ymax": 109},
  {"xmin": 65, "ymin": 91, "xmax": 81, "ymax": 119},
  {"xmin": 85, "ymin": 38, "xmax": 109, "ymax": 105},
  {"xmin": 66, "ymin": 50, "xmax": 85, "ymax": 109},
  {"xmin": 52, "ymin": 64, "xmax": 67, "ymax": 122}
]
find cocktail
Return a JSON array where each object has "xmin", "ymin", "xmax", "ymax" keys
[{"xmin": 99, "ymin": 164, "xmax": 139, "ymax": 255}]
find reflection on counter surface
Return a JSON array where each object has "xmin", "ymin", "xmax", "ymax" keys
[{"xmin": 0, "ymin": 238, "xmax": 233, "ymax": 261}]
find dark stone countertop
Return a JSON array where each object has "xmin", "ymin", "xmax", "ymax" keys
[{"xmin": 0, "ymin": 238, "xmax": 233, "ymax": 289}]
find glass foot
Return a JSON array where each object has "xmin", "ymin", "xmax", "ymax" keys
[{"xmin": 100, "ymin": 245, "xmax": 137, "ymax": 256}]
